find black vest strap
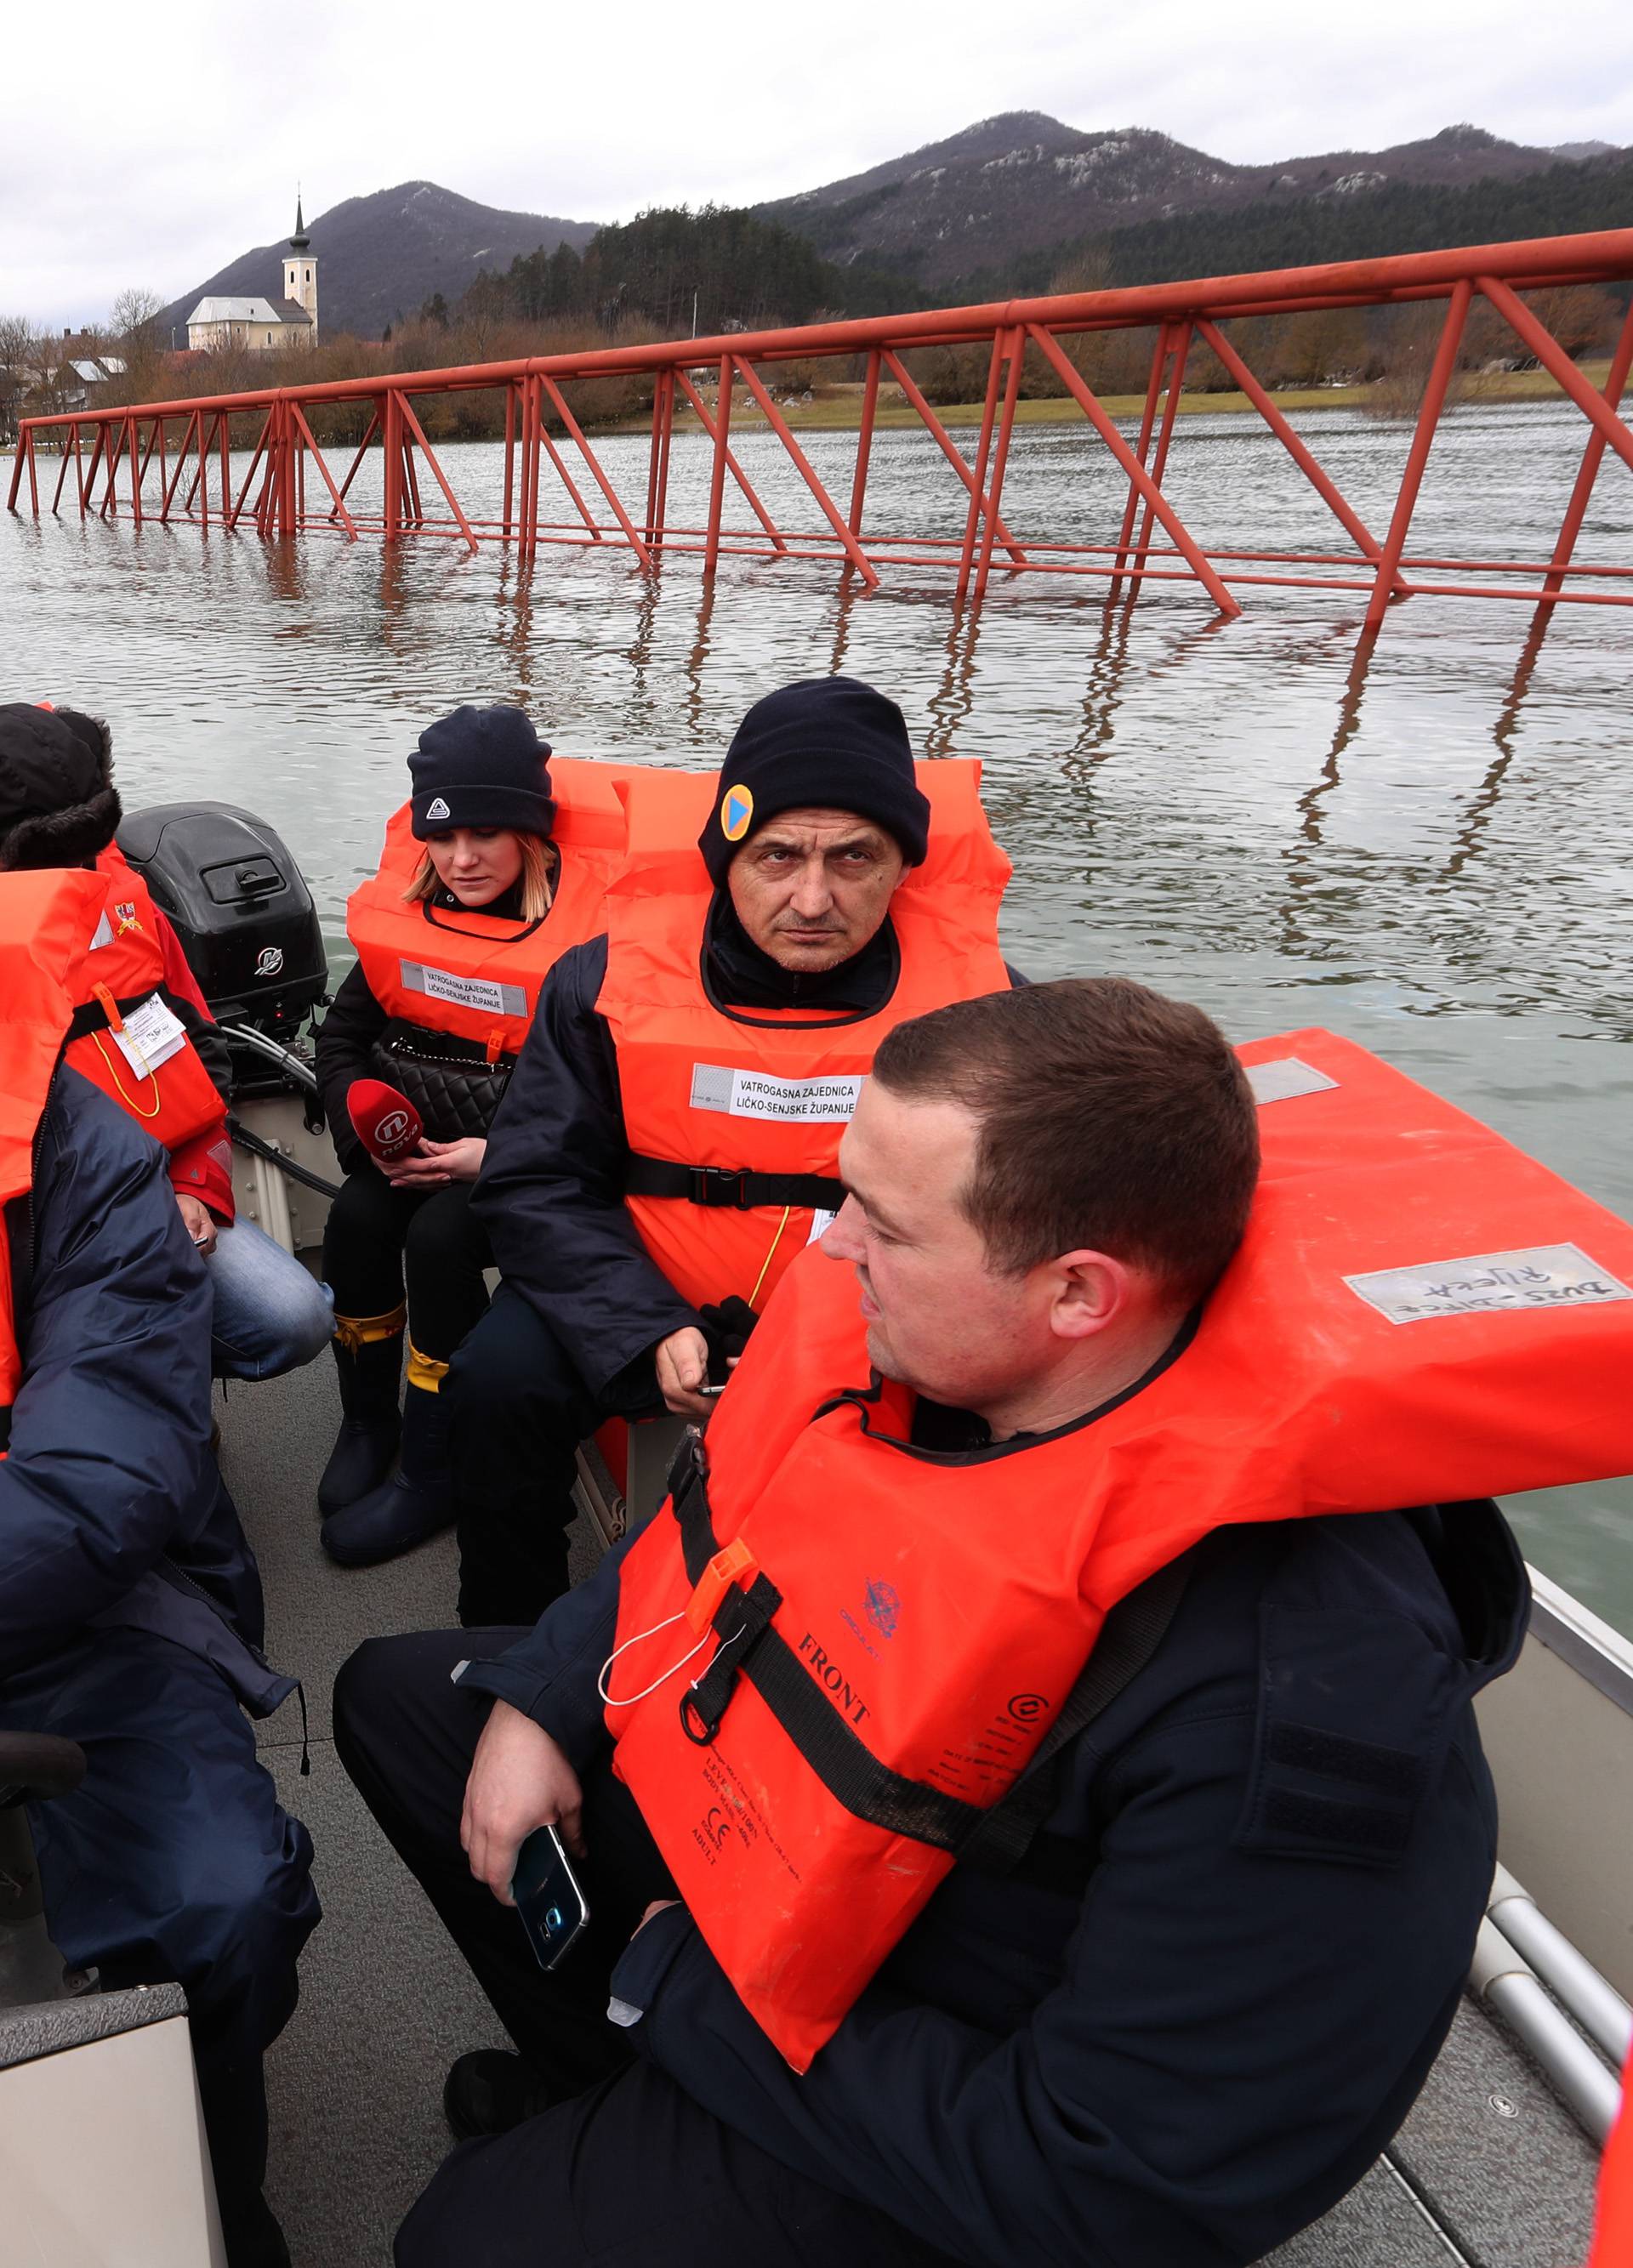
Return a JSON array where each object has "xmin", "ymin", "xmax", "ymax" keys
[
  {"xmin": 662, "ymin": 1435, "xmax": 1192, "ymax": 1869},
  {"xmin": 626, "ymin": 1153, "xmax": 845, "ymax": 1213},
  {"xmin": 65, "ymin": 989, "xmax": 150, "ymax": 1043}
]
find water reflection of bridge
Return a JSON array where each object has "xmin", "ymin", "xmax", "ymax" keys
[{"xmin": 10, "ymin": 234, "xmax": 1633, "ymax": 634}]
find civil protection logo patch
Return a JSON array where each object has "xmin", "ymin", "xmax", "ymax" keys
[
  {"xmin": 720, "ymin": 784, "xmax": 754, "ymax": 843},
  {"xmin": 864, "ymin": 1580, "xmax": 902, "ymax": 1640}
]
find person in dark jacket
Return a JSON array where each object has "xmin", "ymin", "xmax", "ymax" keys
[
  {"xmin": 0, "ymin": 700, "xmax": 334, "ymax": 1383},
  {"xmin": 313, "ymin": 706, "xmax": 564, "ymax": 1569},
  {"xmin": 334, "ymin": 977, "xmax": 1527, "ymax": 2268},
  {"xmin": 452, "ymin": 675, "xmax": 1015, "ymax": 1626},
  {"xmin": 1, "ymin": 1049, "xmax": 319, "ymax": 2266}
]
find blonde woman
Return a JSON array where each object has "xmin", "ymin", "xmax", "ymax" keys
[{"xmin": 313, "ymin": 705, "xmax": 583, "ymax": 1567}]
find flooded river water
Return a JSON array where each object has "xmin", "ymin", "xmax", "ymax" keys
[{"xmin": 4, "ymin": 395, "xmax": 1631, "ymax": 1630}]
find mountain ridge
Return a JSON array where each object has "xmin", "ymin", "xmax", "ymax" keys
[{"xmin": 756, "ymin": 112, "xmax": 1627, "ymax": 284}]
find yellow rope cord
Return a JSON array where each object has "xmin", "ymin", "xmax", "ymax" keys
[
  {"xmin": 748, "ymin": 1206, "xmax": 794, "ymax": 1311},
  {"xmin": 88, "ymin": 1026, "xmax": 162, "ymax": 1120}
]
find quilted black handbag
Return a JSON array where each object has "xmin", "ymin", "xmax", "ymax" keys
[{"xmin": 371, "ymin": 1032, "xmax": 512, "ymax": 1140}]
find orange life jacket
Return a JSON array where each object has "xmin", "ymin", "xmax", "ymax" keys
[
  {"xmin": 61, "ymin": 849, "xmax": 225, "ymax": 1154},
  {"xmin": 1590, "ymin": 2056, "xmax": 1633, "ymax": 2267},
  {"xmin": 606, "ymin": 1026, "xmax": 1633, "ymax": 2072},
  {"xmin": 345, "ymin": 758, "xmax": 633, "ymax": 1063},
  {"xmin": 596, "ymin": 761, "xmax": 1011, "ymax": 1312},
  {"xmin": 2, "ymin": 870, "xmax": 112, "ymax": 1452}
]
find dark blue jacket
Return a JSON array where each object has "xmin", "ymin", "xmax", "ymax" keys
[
  {"xmin": 1, "ymin": 1068, "xmax": 283, "ymax": 1712},
  {"xmin": 461, "ymin": 1497, "xmax": 1526, "ymax": 2267}
]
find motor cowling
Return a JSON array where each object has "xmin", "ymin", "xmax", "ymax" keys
[{"xmin": 116, "ymin": 802, "xmax": 327, "ymax": 1042}]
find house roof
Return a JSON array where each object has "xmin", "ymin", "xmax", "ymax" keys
[{"xmin": 65, "ymin": 356, "xmax": 127, "ymax": 383}]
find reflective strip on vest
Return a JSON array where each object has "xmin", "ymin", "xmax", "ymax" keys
[
  {"xmin": 689, "ymin": 1065, "xmax": 865, "ymax": 1122},
  {"xmin": 398, "ymin": 962, "xmax": 528, "ymax": 1020},
  {"xmin": 608, "ymin": 1026, "xmax": 1633, "ymax": 2072}
]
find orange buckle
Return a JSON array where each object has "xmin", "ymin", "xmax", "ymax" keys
[
  {"xmin": 93, "ymin": 981, "xmax": 123, "ymax": 1033},
  {"xmin": 685, "ymin": 1538, "xmax": 758, "ymax": 1635}
]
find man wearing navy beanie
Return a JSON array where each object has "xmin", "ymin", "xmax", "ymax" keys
[
  {"xmin": 415, "ymin": 674, "xmax": 1010, "ymax": 1645},
  {"xmin": 697, "ymin": 678, "xmax": 930, "ymax": 889}
]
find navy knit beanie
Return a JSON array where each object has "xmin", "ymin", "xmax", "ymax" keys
[
  {"xmin": 700, "ymin": 678, "xmax": 931, "ymax": 886},
  {"xmin": 409, "ymin": 705, "xmax": 554, "ymax": 840}
]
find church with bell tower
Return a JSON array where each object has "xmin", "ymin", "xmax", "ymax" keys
[{"xmin": 185, "ymin": 194, "xmax": 318, "ymax": 354}]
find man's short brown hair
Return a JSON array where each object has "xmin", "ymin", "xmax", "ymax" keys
[{"xmin": 870, "ymin": 977, "xmax": 1259, "ymax": 1307}]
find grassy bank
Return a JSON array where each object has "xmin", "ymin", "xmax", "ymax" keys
[{"xmin": 610, "ymin": 359, "xmax": 1614, "ymax": 436}]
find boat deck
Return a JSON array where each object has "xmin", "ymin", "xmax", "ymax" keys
[{"xmin": 226, "ymin": 1357, "xmax": 1605, "ymax": 2268}]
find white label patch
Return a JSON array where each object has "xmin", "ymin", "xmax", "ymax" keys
[
  {"xmin": 1246, "ymin": 1057, "xmax": 1339, "ymax": 1106},
  {"xmin": 89, "ymin": 911, "xmax": 115, "ymax": 951},
  {"xmin": 400, "ymin": 961, "xmax": 525, "ymax": 1019},
  {"xmin": 111, "ymin": 992, "xmax": 187, "ymax": 1082},
  {"xmin": 806, "ymin": 1207, "xmax": 839, "ymax": 1243},
  {"xmin": 690, "ymin": 1065, "xmax": 864, "ymax": 1123},
  {"xmin": 1346, "ymin": 1243, "xmax": 1633, "ymax": 1326}
]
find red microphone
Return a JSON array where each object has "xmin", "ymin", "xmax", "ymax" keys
[{"xmin": 347, "ymin": 1080, "xmax": 423, "ymax": 1168}]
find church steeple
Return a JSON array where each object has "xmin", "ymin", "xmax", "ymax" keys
[{"xmin": 283, "ymin": 189, "xmax": 317, "ymax": 342}]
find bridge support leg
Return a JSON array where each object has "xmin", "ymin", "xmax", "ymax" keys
[{"xmin": 1362, "ymin": 281, "xmax": 1471, "ymax": 634}]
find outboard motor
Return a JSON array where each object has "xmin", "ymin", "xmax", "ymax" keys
[
  {"xmin": 117, "ymin": 802, "xmax": 328, "ymax": 1108},
  {"xmin": 116, "ymin": 802, "xmax": 327, "ymax": 1040}
]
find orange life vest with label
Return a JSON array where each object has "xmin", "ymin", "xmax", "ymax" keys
[
  {"xmin": 606, "ymin": 1026, "xmax": 1633, "ymax": 2072},
  {"xmin": 596, "ymin": 761, "xmax": 1011, "ymax": 1312},
  {"xmin": 346, "ymin": 758, "xmax": 633, "ymax": 1063},
  {"xmin": 62, "ymin": 849, "xmax": 225, "ymax": 1154},
  {"xmin": 2, "ymin": 870, "xmax": 111, "ymax": 1453}
]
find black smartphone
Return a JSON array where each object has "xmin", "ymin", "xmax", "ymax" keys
[{"xmin": 511, "ymin": 1823, "xmax": 590, "ymax": 1971}]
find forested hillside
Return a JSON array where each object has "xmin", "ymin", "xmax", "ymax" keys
[{"xmin": 993, "ymin": 152, "xmax": 1633, "ymax": 299}]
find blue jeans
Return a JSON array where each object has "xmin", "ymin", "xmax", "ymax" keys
[{"xmin": 208, "ymin": 1219, "xmax": 334, "ymax": 1381}]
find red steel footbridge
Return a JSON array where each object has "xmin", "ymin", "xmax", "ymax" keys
[{"xmin": 9, "ymin": 231, "xmax": 1633, "ymax": 628}]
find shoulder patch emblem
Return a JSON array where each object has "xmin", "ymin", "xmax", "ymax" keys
[
  {"xmin": 720, "ymin": 785, "xmax": 754, "ymax": 843},
  {"xmin": 113, "ymin": 900, "xmax": 140, "ymax": 934}
]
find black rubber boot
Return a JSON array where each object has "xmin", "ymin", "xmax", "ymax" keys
[
  {"xmin": 316, "ymin": 1331, "xmax": 403, "ymax": 1515},
  {"xmin": 321, "ymin": 1378, "xmax": 456, "ymax": 1568}
]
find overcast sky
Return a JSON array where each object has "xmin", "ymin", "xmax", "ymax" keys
[{"xmin": 4, "ymin": 0, "xmax": 1630, "ymax": 326}]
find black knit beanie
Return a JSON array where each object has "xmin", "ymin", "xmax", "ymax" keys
[
  {"xmin": 700, "ymin": 678, "xmax": 931, "ymax": 887},
  {"xmin": 0, "ymin": 702, "xmax": 122, "ymax": 871},
  {"xmin": 409, "ymin": 705, "xmax": 555, "ymax": 840}
]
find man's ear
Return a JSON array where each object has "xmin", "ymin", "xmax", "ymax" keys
[{"xmin": 1049, "ymin": 1252, "xmax": 1129, "ymax": 1342}]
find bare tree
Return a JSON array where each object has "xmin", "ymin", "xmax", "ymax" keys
[
  {"xmin": 0, "ymin": 315, "xmax": 33, "ymax": 442},
  {"xmin": 110, "ymin": 286, "xmax": 164, "ymax": 345}
]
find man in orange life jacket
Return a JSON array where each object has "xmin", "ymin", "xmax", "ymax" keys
[
  {"xmin": 450, "ymin": 676, "xmax": 1013, "ymax": 1626},
  {"xmin": 335, "ymin": 978, "xmax": 1525, "ymax": 2268},
  {"xmin": 0, "ymin": 702, "xmax": 333, "ymax": 1382}
]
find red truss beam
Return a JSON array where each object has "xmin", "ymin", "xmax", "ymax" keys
[{"xmin": 9, "ymin": 228, "xmax": 1633, "ymax": 626}]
